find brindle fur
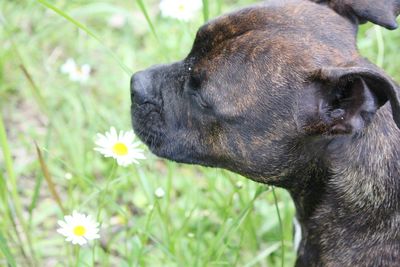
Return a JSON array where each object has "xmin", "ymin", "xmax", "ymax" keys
[{"xmin": 130, "ymin": 0, "xmax": 400, "ymax": 266}]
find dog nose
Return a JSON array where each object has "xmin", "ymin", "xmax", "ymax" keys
[{"xmin": 130, "ymin": 70, "xmax": 152, "ymax": 105}]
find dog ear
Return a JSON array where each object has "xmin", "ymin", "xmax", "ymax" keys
[
  {"xmin": 309, "ymin": 0, "xmax": 400, "ymax": 29},
  {"xmin": 309, "ymin": 66, "xmax": 400, "ymax": 135}
]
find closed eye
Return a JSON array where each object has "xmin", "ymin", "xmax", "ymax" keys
[
  {"xmin": 188, "ymin": 75, "xmax": 202, "ymax": 90},
  {"xmin": 185, "ymin": 70, "xmax": 211, "ymax": 109}
]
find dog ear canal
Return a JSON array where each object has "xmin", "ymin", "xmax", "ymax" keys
[
  {"xmin": 310, "ymin": 0, "xmax": 400, "ymax": 29},
  {"xmin": 313, "ymin": 66, "xmax": 400, "ymax": 134}
]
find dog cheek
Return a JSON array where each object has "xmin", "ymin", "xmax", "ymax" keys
[{"xmin": 210, "ymin": 125, "xmax": 231, "ymax": 156}]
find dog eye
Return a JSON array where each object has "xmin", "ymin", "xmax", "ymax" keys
[
  {"xmin": 184, "ymin": 73, "xmax": 210, "ymax": 109},
  {"xmin": 188, "ymin": 75, "xmax": 202, "ymax": 90}
]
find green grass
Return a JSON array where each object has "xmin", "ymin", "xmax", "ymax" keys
[{"xmin": 1, "ymin": 0, "xmax": 400, "ymax": 266}]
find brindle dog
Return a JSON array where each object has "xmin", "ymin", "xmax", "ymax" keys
[{"xmin": 130, "ymin": 0, "xmax": 400, "ymax": 266}]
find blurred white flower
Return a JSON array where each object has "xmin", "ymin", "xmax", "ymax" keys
[
  {"xmin": 60, "ymin": 58, "xmax": 75, "ymax": 74},
  {"xmin": 154, "ymin": 187, "xmax": 165, "ymax": 199},
  {"xmin": 57, "ymin": 211, "xmax": 100, "ymax": 246},
  {"xmin": 61, "ymin": 58, "xmax": 91, "ymax": 83},
  {"xmin": 187, "ymin": 232, "xmax": 195, "ymax": 238},
  {"xmin": 108, "ymin": 14, "xmax": 127, "ymax": 29},
  {"xmin": 110, "ymin": 215, "xmax": 127, "ymax": 226},
  {"xmin": 235, "ymin": 181, "xmax": 243, "ymax": 189},
  {"xmin": 94, "ymin": 127, "xmax": 145, "ymax": 167},
  {"xmin": 64, "ymin": 172, "xmax": 73, "ymax": 180},
  {"xmin": 159, "ymin": 0, "xmax": 202, "ymax": 21}
]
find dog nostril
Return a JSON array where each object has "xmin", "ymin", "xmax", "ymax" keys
[{"xmin": 131, "ymin": 71, "xmax": 151, "ymax": 105}]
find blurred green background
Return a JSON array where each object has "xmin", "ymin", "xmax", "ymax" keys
[{"xmin": 0, "ymin": 0, "xmax": 399, "ymax": 266}]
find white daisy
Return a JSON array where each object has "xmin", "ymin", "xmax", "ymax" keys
[
  {"xmin": 159, "ymin": 0, "xmax": 202, "ymax": 21},
  {"xmin": 94, "ymin": 127, "xmax": 146, "ymax": 167},
  {"xmin": 154, "ymin": 187, "xmax": 165, "ymax": 199},
  {"xmin": 57, "ymin": 211, "xmax": 100, "ymax": 246},
  {"xmin": 60, "ymin": 58, "xmax": 91, "ymax": 83}
]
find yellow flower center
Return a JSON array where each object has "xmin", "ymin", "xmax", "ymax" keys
[
  {"xmin": 73, "ymin": 225, "xmax": 86, "ymax": 236},
  {"xmin": 178, "ymin": 4, "xmax": 185, "ymax": 12},
  {"xmin": 112, "ymin": 142, "xmax": 128, "ymax": 156}
]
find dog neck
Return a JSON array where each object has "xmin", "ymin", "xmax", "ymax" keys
[{"xmin": 289, "ymin": 105, "xmax": 400, "ymax": 266}]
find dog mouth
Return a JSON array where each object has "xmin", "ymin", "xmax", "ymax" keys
[
  {"xmin": 131, "ymin": 101, "xmax": 204, "ymax": 163},
  {"xmin": 131, "ymin": 102, "xmax": 166, "ymax": 150}
]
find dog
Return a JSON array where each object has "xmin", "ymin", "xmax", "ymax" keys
[{"xmin": 130, "ymin": 0, "xmax": 400, "ymax": 266}]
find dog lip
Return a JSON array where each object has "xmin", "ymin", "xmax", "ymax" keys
[
  {"xmin": 133, "ymin": 99, "xmax": 160, "ymax": 108},
  {"xmin": 131, "ymin": 104, "xmax": 164, "ymax": 149},
  {"xmin": 132, "ymin": 103, "xmax": 158, "ymax": 120},
  {"xmin": 131, "ymin": 100, "xmax": 162, "ymax": 115},
  {"xmin": 134, "ymin": 129, "xmax": 165, "ymax": 149}
]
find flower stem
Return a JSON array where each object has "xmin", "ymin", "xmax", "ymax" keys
[
  {"xmin": 93, "ymin": 162, "xmax": 118, "ymax": 263},
  {"xmin": 272, "ymin": 187, "xmax": 285, "ymax": 267},
  {"xmin": 75, "ymin": 246, "xmax": 81, "ymax": 267}
]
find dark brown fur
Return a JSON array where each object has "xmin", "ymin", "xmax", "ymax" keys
[{"xmin": 130, "ymin": 0, "xmax": 400, "ymax": 266}]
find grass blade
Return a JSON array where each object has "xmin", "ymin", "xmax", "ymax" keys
[
  {"xmin": 0, "ymin": 114, "xmax": 36, "ymax": 265},
  {"xmin": 374, "ymin": 26, "xmax": 385, "ymax": 67},
  {"xmin": 207, "ymin": 186, "xmax": 268, "ymax": 262},
  {"xmin": 135, "ymin": 0, "xmax": 158, "ymax": 40},
  {"xmin": 35, "ymin": 0, "xmax": 132, "ymax": 75},
  {"xmin": 1, "ymin": 16, "xmax": 49, "ymax": 115},
  {"xmin": 35, "ymin": 143, "xmax": 66, "ymax": 214},
  {"xmin": 0, "ymin": 231, "xmax": 17, "ymax": 267},
  {"xmin": 272, "ymin": 187, "xmax": 285, "ymax": 267},
  {"xmin": 29, "ymin": 126, "xmax": 52, "ymax": 218},
  {"xmin": 0, "ymin": 115, "xmax": 17, "ymax": 205},
  {"xmin": 0, "ymin": 163, "xmax": 7, "ymax": 205},
  {"xmin": 28, "ymin": 170, "xmax": 44, "ymax": 214},
  {"xmin": 216, "ymin": 0, "xmax": 222, "ymax": 15},
  {"xmin": 243, "ymin": 242, "xmax": 281, "ymax": 267},
  {"xmin": 202, "ymin": 0, "xmax": 209, "ymax": 22},
  {"xmin": 19, "ymin": 64, "xmax": 48, "ymax": 114}
]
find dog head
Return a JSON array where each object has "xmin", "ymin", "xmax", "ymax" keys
[{"xmin": 131, "ymin": 0, "xmax": 400, "ymax": 185}]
